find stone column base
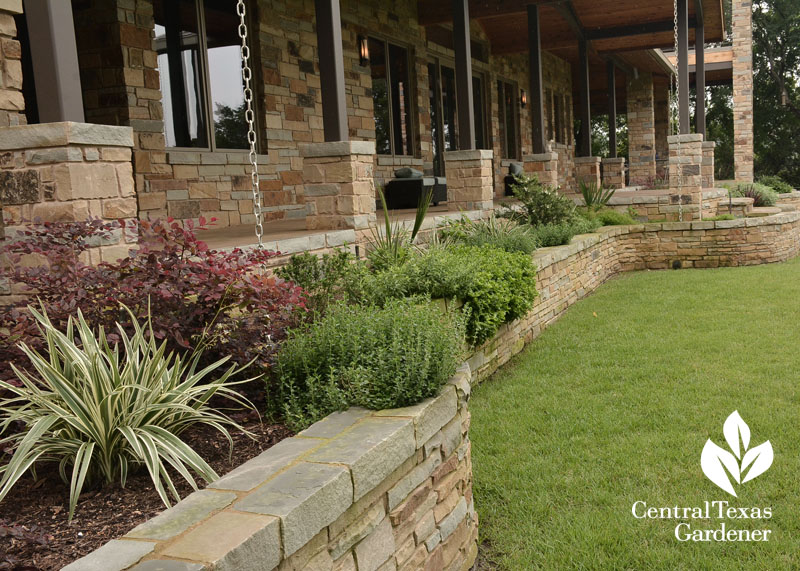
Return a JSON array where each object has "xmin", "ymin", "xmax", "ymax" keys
[
  {"xmin": 301, "ymin": 141, "xmax": 377, "ymax": 231},
  {"xmin": 0, "ymin": 121, "xmax": 137, "ymax": 264},
  {"xmin": 444, "ymin": 149, "xmax": 494, "ymax": 213},
  {"xmin": 668, "ymin": 133, "xmax": 704, "ymax": 221},
  {"xmin": 574, "ymin": 156, "xmax": 602, "ymax": 190},
  {"xmin": 601, "ymin": 157, "xmax": 626, "ymax": 189},
  {"xmin": 522, "ymin": 152, "xmax": 558, "ymax": 188},
  {"xmin": 702, "ymin": 141, "xmax": 716, "ymax": 188}
]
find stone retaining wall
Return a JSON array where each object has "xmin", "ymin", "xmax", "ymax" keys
[{"xmin": 64, "ymin": 211, "xmax": 800, "ymax": 570}]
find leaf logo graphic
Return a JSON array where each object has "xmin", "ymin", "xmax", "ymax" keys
[{"xmin": 701, "ymin": 411, "xmax": 773, "ymax": 497}]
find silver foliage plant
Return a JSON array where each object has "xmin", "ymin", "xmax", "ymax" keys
[{"xmin": 0, "ymin": 304, "xmax": 255, "ymax": 522}]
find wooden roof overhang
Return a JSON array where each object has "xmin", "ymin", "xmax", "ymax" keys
[
  {"xmin": 419, "ymin": 0, "xmax": 724, "ymax": 114},
  {"xmin": 665, "ymin": 46, "xmax": 734, "ymax": 87}
]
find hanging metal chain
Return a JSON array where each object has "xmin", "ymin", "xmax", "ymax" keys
[
  {"xmin": 673, "ymin": 0, "xmax": 683, "ymax": 222},
  {"xmin": 236, "ymin": 0, "xmax": 264, "ymax": 247}
]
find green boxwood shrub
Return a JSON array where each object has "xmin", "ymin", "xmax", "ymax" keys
[
  {"xmin": 277, "ymin": 298, "xmax": 465, "ymax": 430},
  {"xmin": 509, "ymin": 173, "xmax": 576, "ymax": 226},
  {"xmin": 362, "ymin": 245, "xmax": 538, "ymax": 345}
]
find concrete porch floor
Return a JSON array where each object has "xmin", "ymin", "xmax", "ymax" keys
[{"xmin": 200, "ymin": 201, "xmax": 513, "ymax": 254}]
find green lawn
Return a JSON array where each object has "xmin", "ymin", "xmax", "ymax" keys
[{"xmin": 471, "ymin": 259, "xmax": 800, "ymax": 570}]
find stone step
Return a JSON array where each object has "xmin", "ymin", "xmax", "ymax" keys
[{"xmin": 749, "ymin": 206, "xmax": 782, "ymax": 217}]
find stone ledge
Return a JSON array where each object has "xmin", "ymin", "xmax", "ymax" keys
[
  {"xmin": 522, "ymin": 152, "xmax": 558, "ymax": 162},
  {"xmin": 0, "ymin": 0, "xmax": 23, "ymax": 14},
  {"xmin": 602, "ymin": 157, "xmax": 626, "ymax": 164},
  {"xmin": 667, "ymin": 133, "xmax": 704, "ymax": 144},
  {"xmin": 702, "ymin": 141, "xmax": 717, "ymax": 149},
  {"xmin": 444, "ymin": 149, "xmax": 494, "ymax": 161},
  {"xmin": 0, "ymin": 122, "xmax": 134, "ymax": 151},
  {"xmin": 574, "ymin": 156, "xmax": 601, "ymax": 164},
  {"xmin": 300, "ymin": 141, "xmax": 376, "ymax": 157}
]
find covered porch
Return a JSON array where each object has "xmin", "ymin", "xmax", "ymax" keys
[{"xmin": 0, "ymin": 0, "xmax": 731, "ymax": 254}]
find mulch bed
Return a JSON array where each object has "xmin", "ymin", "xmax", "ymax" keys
[{"xmin": 0, "ymin": 418, "xmax": 293, "ymax": 571}]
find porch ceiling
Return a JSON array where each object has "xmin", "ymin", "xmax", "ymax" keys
[{"xmin": 418, "ymin": 0, "xmax": 725, "ymax": 53}]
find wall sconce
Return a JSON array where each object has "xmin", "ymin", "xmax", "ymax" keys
[
  {"xmin": 520, "ymin": 90, "xmax": 527, "ymax": 108},
  {"xmin": 358, "ymin": 36, "xmax": 369, "ymax": 66}
]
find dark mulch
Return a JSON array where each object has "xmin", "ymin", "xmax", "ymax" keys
[{"xmin": 0, "ymin": 418, "xmax": 293, "ymax": 571}]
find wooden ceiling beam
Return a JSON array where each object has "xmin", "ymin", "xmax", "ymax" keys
[
  {"xmin": 417, "ymin": 0, "xmax": 561, "ymax": 27},
  {"xmin": 586, "ymin": 17, "xmax": 698, "ymax": 41}
]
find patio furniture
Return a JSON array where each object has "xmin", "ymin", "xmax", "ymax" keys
[{"xmin": 384, "ymin": 167, "xmax": 447, "ymax": 209}]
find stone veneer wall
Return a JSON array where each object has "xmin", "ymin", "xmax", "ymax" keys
[
  {"xmin": 64, "ymin": 210, "xmax": 800, "ymax": 571},
  {"xmin": 0, "ymin": 122, "xmax": 137, "ymax": 267},
  {"xmin": 0, "ymin": 1, "xmax": 23, "ymax": 128},
  {"xmin": 732, "ymin": 0, "xmax": 754, "ymax": 183}
]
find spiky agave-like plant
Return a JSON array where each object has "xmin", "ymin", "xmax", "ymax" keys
[{"xmin": 0, "ymin": 304, "xmax": 255, "ymax": 521}]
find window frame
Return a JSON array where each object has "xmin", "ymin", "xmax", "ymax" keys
[
  {"xmin": 156, "ymin": 0, "xmax": 261, "ymax": 153},
  {"xmin": 368, "ymin": 36, "xmax": 416, "ymax": 157}
]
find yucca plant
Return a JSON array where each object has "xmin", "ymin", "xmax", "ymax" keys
[
  {"xmin": 367, "ymin": 186, "xmax": 433, "ymax": 271},
  {"xmin": 0, "ymin": 304, "xmax": 255, "ymax": 522},
  {"xmin": 579, "ymin": 180, "xmax": 616, "ymax": 211}
]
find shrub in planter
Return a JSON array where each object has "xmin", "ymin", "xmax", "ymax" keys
[
  {"xmin": 757, "ymin": 175, "xmax": 794, "ymax": 194},
  {"xmin": 579, "ymin": 208, "xmax": 636, "ymax": 226},
  {"xmin": 438, "ymin": 216, "xmax": 539, "ymax": 255},
  {"xmin": 507, "ymin": 173, "xmax": 576, "ymax": 226},
  {"xmin": 727, "ymin": 183, "xmax": 779, "ymax": 207},
  {"xmin": 531, "ymin": 217, "xmax": 599, "ymax": 248},
  {"xmin": 275, "ymin": 248, "xmax": 367, "ymax": 316},
  {"xmin": 277, "ymin": 298, "xmax": 465, "ymax": 431},
  {"xmin": 0, "ymin": 218, "xmax": 307, "ymax": 383},
  {"xmin": 0, "ymin": 305, "xmax": 254, "ymax": 521},
  {"xmin": 362, "ymin": 245, "xmax": 538, "ymax": 345}
]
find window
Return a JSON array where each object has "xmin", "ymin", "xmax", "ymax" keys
[
  {"xmin": 545, "ymin": 89, "xmax": 554, "ymax": 141},
  {"xmin": 472, "ymin": 75, "xmax": 487, "ymax": 149},
  {"xmin": 369, "ymin": 38, "xmax": 414, "ymax": 156},
  {"xmin": 554, "ymin": 94, "xmax": 564, "ymax": 144},
  {"xmin": 497, "ymin": 80, "xmax": 519, "ymax": 160},
  {"xmin": 154, "ymin": 0, "xmax": 253, "ymax": 150}
]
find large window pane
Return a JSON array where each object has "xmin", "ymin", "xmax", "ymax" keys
[
  {"xmin": 441, "ymin": 66, "xmax": 457, "ymax": 151},
  {"xmin": 389, "ymin": 44, "xmax": 413, "ymax": 156},
  {"xmin": 472, "ymin": 75, "xmax": 485, "ymax": 149},
  {"xmin": 498, "ymin": 80, "xmax": 518, "ymax": 159},
  {"xmin": 154, "ymin": 0, "xmax": 207, "ymax": 148},
  {"xmin": 204, "ymin": 0, "xmax": 248, "ymax": 149},
  {"xmin": 369, "ymin": 38, "xmax": 391, "ymax": 155}
]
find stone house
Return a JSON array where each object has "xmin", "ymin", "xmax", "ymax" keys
[{"xmin": 0, "ymin": 0, "xmax": 745, "ymax": 254}]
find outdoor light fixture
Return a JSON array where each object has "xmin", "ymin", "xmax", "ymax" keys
[
  {"xmin": 520, "ymin": 90, "xmax": 527, "ymax": 108},
  {"xmin": 358, "ymin": 36, "xmax": 369, "ymax": 66}
]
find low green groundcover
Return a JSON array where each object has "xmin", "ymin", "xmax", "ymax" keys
[{"xmin": 471, "ymin": 259, "xmax": 800, "ymax": 569}]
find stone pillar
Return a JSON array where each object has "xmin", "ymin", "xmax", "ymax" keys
[
  {"xmin": 444, "ymin": 150, "xmax": 494, "ymax": 213},
  {"xmin": 301, "ymin": 141, "xmax": 376, "ymax": 231},
  {"xmin": 522, "ymin": 152, "xmax": 558, "ymax": 188},
  {"xmin": 627, "ymin": 72, "xmax": 657, "ymax": 185},
  {"xmin": 668, "ymin": 133, "xmax": 703, "ymax": 221},
  {"xmin": 574, "ymin": 156, "xmax": 602, "ymax": 189},
  {"xmin": 732, "ymin": 0, "xmax": 754, "ymax": 182},
  {"xmin": 702, "ymin": 141, "xmax": 716, "ymax": 188},
  {"xmin": 601, "ymin": 157, "xmax": 626, "ymax": 189},
  {"xmin": 0, "ymin": 1, "xmax": 24, "ymax": 127},
  {"xmin": 653, "ymin": 80, "xmax": 670, "ymax": 179},
  {"xmin": 0, "ymin": 122, "xmax": 137, "ymax": 262}
]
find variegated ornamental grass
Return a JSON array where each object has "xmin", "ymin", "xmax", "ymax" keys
[{"xmin": 0, "ymin": 305, "xmax": 254, "ymax": 522}]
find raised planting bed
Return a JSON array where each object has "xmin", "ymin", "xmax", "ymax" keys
[
  {"xmin": 1, "ymin": 420, "xmax": 291, "ymax": 571},
  {"xmin": 54, "ymin": 212, "xmax": 800, "ymax": 571}
]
